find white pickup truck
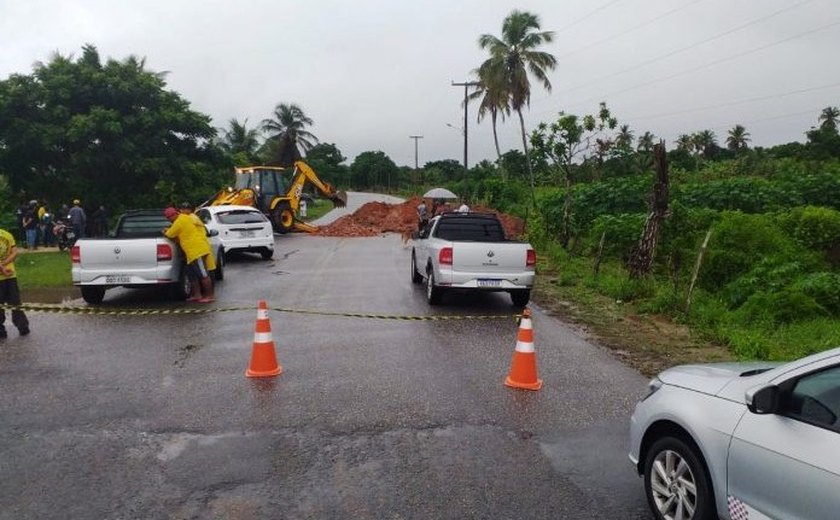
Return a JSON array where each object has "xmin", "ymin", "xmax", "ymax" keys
[
  {"xmin": 71, "ymin": 209, "xmax": 223, "ymax": 304},
  {"xmin": 410, "ymin": 212, "xmax": 536, "ymax": 306}
]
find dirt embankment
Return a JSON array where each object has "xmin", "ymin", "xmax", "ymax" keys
[{"xmin": 316, "ymin": 196, "xmax": 525, "ymax": 238}]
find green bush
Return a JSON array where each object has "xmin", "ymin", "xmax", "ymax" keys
[
  {"xmin": 792, "ymin": 272, "xmax": 840, "ymax": 315},
  {"xmin": 698, "ymin": 212, "xmax": 801, "ymax": 291},
  {"xmin": 723, "ymin": 259, "xmax": 816, "ymax": 308},
  {"xmin": 778, "ymin": 206, "xmax": 840, "ymax": 252},
  {"xmin": 586, "ymin": 213, "xmax": 646, "ymax": 258},
  {"xmin": 676, "ymin": 176, "xmax": 792, "ymax": 213},
  {"xmin": 733, "ymin": 290, "xmax": 828, "ymax": 325}
]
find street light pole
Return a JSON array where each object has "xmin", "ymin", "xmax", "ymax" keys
[
  {"xmin": 452, "ymin": 80, "xmax": 479, "ymax": 200},
  {"xmin": 409, "ymin": 135, "xmax": 424, "ymax": 185}
]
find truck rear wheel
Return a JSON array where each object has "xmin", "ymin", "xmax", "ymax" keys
[
  {"xmin": 272, "ymin": 203, "xmax": 294, "ymax": 234},
  {"xmin": 510, "ymin": 290, "xmax": 531, "ymax": 308},
  {"xmin": 426, "ymin": 270, "xmax": 443, "ymax": 305},
  {"xmin": 81, "ymin": 286, "xmax": 105, "ymax": 305}
]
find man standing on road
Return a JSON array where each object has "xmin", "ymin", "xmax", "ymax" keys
[
  {"xmin": 68, "ymin": 199, "xmax": 87, "ymax": 239},
  {"xmin": 416, "ymin": 199, "xmax": 428, "ymax": 231},
  {"xmin": 0, "ymin": 227, "xmax": 30, "ymax": 338},
  {"xmin": 163, "ymin": 206, "xmax": 216, "ymax": 303}
]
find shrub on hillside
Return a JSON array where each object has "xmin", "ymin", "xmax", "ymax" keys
[
  {"xmin": 733, "ymin": 290, "xmax": 828, "ymax": 326},
  {"xmin": 723, "ymin": 259, "xmax": 819, "ymax": 308},
  {"xmin": 586, "ymin": 213, "xmax": 646, "ymax": 258},
  {"xmin": 676, "ymin": 177, "xmax": 792, "ymax": 213},
  {"xmin": 792, "ymin": 272, "xmax": 840, "ymax": 315},
  {"xmin": 698, "ymin": 212, "xmax": 801, "ymax": 291},
  {"xmin": 777, "ymin": 206, "xmax": 840, "ymax": 252}
]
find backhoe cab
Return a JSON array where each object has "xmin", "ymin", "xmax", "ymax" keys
[{"xmin": 204, "ymin": 161, "xmax": 347, "ymax": 233}]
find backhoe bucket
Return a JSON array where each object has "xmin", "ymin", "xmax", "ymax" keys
[{"xmin": 331, "ymin": 190, "xmax": 348, "ymax": 208}]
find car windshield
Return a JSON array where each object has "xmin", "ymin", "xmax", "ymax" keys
[
  {"xmin": 216, "ymin": 210, "xmax": 266, "ymax": 225},
  {"xmin": 434, "ymin": 216, "xmax": 507, "ymax": 242}
]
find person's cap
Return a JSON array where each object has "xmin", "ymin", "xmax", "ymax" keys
[
  {"xmin": 73, "ymin": 199, "xmax": 81, "ymax": 205},
  {"xmin": 164, "ymin": 207, "xmax": 179, "ymax": 219}
]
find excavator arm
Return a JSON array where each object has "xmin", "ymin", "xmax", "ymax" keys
[
  {"xmin": 291, "ymin": 161, "xmax": 348, "ymax": 208},
  {"xmin": 267, "ymin": 161, "xmax": 347, "ymax": 233}
]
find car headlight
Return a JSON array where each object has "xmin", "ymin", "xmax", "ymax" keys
[{"xmin": 640, "ymin": 377, "xmax": 663, "ymax": 402}]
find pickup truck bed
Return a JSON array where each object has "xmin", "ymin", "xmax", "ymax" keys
[{"xmin": 411, "ymin": 212, "xmax": 535, "ymax": 306}]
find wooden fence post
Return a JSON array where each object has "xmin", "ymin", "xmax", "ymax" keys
[{"xmin": 685, "ymin": 228, "xmax": 713, "ymax": 314}]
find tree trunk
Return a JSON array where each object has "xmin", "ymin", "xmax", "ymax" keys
[
  {"xmin": 517, "ymin": 109, "xmax": 535, "ymax": 206},
  {"xmin": 627, "ymin": 143, "xmax": 670, "ymax": 279},
  {"xmin": 561, "ymin": 165, "xmax": 572, "ymax": 249},
  {"xmin": 492, "ymin": 114, "xmax": 505, "ymax": 181}
]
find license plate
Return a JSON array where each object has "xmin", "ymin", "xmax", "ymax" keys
[
  {"xmin": 477, "ymin": 279, "xmax": 501, "ymax": 287},
  {"xmin": 105, "ymin": 275, "xmax": 131, "ymax": 284},
  {"xmin": 238, "ymin": 230, "xmax": 256, "ymax": 238}
]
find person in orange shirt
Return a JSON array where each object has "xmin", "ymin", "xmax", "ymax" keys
[{"xmin": 163, "ymin": 206, "xmax": 216, "ymax": 303}]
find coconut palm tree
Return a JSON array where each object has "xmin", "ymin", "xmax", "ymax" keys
[
  {"xmin": 616, "ymin": 124, "xmax": 634, "ymax": 150},
  {"xmin": 469, "ymin": 61, "xmax": 510, "ymax": 164},
  {"xmin": 726, "ymin": 124, "xmax": 751, "ymax": 152},
  {"xmin": 261, "ymin": 103, "xmax": 318, "ymax": 165},
  {"xmin": 692, "ymin": 130, "xmax": 717, "ymax": 158},
  {"xmin": 220, "ymin": 118, "xmax": 261, "ymax": 163},
  {"xmin": 637, "ymin": 131, "xmax": 656, "ymax": 152},
  {"xmin": 675, "ymin": 134, "xmax": 693, "ymax": 152},
  {"xmin": 478, "ymin": 10, "xmax": 556, "ymax": 201},
  {"xmin": 819, "ymin": 106, "xmax": 840, "ymax": 131}
]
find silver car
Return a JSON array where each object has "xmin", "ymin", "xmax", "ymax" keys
[{"xmin": 629, "ymin": 347, "xmax": 840, "ymax": 520}]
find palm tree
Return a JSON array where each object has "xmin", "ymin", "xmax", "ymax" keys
[
  {"xmin": 261, "ymin": 103, "xmax": 318, "ymax": 165},
  {"xmin": 692, "ymin": 130, "xmax": 717, "ymax": 158},
  {"xmin": 220, "ymin": 118, "xmax": 261, "ymax": 163},
  {"xmin": 616, "ymin": 124, "xmax": 634, "ymax": 150},
  {"xmin": 819, "ymin": 106, "xmax": 840, "ymax": 131},
  {"xmin": 637, "ymin": 131, "xmax": 656, "ymax": 152},
  {"xmin": 478, "ymin": 10, "xmax": 556, "ymax": 201},
  {"xmin": 726, "ymin": 124, "xmax": 751, "ymax": 152},
  {"xmin": 675, "ymin": 134, "xmax": 693, "ymax": 152},
  {"xmin": 469, "ymin": 62, "xmax": 510, "ymax": 164}
]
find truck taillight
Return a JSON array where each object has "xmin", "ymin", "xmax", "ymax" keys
[
  {"xmin": 439, "ymin": 247, "xmax": 453, "ymax": 266},
  {"xmin": 526, "ymin": 249, "xmax": 536, "ymax": 268},
  {"xmin": 157, "ymin": 244, "xmax": 173, "ymax": 261},
  {"xmin": 71, "ymin": 245, "xmax": 81, "ymax": 263}
]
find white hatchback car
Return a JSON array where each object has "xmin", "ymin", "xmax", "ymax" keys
[
  {"xmin": 195, "ymin": 205, "xmax": 274, "ymax": 260},
  {"xmin": 629, "ymin": 347, "xmax": 840, "ymax": 520}
]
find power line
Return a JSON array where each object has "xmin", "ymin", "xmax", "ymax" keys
[
  {"xmin": 557, "ymin": 0, "xmax": 815, "ymax": 95},
  {"xmin": 560, "ymin": 18, "xmax": 840, "ymax": 112},
  {"xmin": 556, "ymin": 0, "xmax": 705, "ymax": 61},
  {"xmin": 626, "ymin": 80, "xmax": 840, "ymax": 122},
  {"xmin": 556, "ymin": 0, "xmax": 627, "ymax": 33}
]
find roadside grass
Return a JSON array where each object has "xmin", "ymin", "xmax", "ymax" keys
[
  {"xmin": 302, "ymin": 199, "xmax": 335, "ymax": 222},
  {"xmin": 14, "ymin": 250, "xmax": 72, "ymax": 289},
  {"xmin": 533, "ymin": 239, "xmax": 840, "ymax": 374}
]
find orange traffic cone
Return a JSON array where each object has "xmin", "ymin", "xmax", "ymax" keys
[
  {"xmin": 245, "ymin": 300, "xmax": 283, "ymax": 378},
  {"xmin": 504, "ymin": 308, "xmax": 542, "ymax": 391}
]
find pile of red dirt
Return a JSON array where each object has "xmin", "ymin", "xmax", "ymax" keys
[{"xmin": 316, "ymin": 196, "xmax": 525, "ymax": 238}]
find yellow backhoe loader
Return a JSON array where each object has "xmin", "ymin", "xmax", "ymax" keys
[{"xmin": 203, "ymin": 161, "xmax": 347, "ymax": 233}]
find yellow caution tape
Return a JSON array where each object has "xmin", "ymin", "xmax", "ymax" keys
[{"xmin": 1, "ymin": 303, "xmax": 521, "ymax": 321}]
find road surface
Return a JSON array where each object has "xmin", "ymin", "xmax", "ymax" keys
[{"xmin": 0, "ymin": 192, "xmax": 650, "ymax": 519}]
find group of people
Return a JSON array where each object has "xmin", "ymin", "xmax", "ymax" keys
[
  {"xmin": 15, "ymin": 199, "xmax": 109, "ymax": 249},
  {"xmin": 416, "ymin": 198, "xmax": 470, "ymax": 231},
  {"xmin": 163, "ymin": 203, "xmax": 216, "ymax": 303}
]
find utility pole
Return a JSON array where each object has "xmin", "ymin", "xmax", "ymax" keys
[
  {"xmin": 409, "ymin": 135, "xmax": 424, "ymax": 185},
  {"xmin": 451, "ymin": 80, "xmax": 479, "ymax": 199}
]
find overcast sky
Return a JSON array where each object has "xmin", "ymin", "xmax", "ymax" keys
[{"xmin": 2, "ymin": 0, "xmax": 839, "ymax": 167}]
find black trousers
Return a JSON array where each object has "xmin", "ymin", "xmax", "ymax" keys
[{"xmin": 0, "ymin": 278, "xmax": 28, "ymax": 332}]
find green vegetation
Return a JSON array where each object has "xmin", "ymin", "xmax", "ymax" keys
[{"xmin": 15, "ymin": 251, "xmax": 72, "ymax": 289}]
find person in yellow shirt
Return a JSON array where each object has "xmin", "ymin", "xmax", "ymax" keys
[
  {"xmin": 163, "ymin": 206, "xmax": 216, "ymax": 303},
  {"xmin": 0, "ymin": 228, "xmax": 30, "ymax": 338}
]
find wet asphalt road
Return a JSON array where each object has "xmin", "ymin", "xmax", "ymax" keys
[{"xmin": 0, "ymin": 193, "xmax": 651, "ymax": 519}]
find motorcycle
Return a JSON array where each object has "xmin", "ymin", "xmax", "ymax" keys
[{"xmin": 53, "ymin": 218, "xmax": 77, "ymax": 251}]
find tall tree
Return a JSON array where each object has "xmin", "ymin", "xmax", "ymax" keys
[
  {"xmin": 726, "ymin": 124, "xmax": 751, "ymax": 152},
  {"xmin": 0, "ymin": 44, "xmax": 224, "ymax": 210},
  {"xmin": 692, "ymin": 130, "xmax": 718, "ymax": 158},
  {"xmin": 478, "ymin": 10, "xmax": 556, "ymax": 203},
  {"xmin": 220, "ymin": 118, "xmax": 261, "ymax": 165},
  {"xmin": 261, "ymin": 103, "xmax": 318, "ymax": 166},
  {"xmin": 469, "ymin": 63, "xmax": 510, "ymax": 165},
  {"xmin": 675, "ymin": 134, "xmax": 693, "ymax": 152},
  {"xmin": 637, "ymin": 131, "xmax": 656, "ymax": 153},
  {"xmin": 819, "ymin": 106, "xmax": 840, "ymax": 131},
  {"xmin": 615, "ymin": 124, "xmax": 634, "ymax": 151}
]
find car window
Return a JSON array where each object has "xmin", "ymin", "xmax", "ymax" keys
[
  {"xmin": 782, "ymin": 365, "xmax": 840, "ymax": 431},
  {"xmin": 216, "ymin": 210, "xmax": 267, "ymax": 225},
  {"xmin": 196, "ymin": 209, "xmax": 210, "ymax": 224},
  {"xmin": 433, "ymin": 216, "xmax": 506, "ymax": 242}
]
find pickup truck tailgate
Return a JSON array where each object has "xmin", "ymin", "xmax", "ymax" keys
[
  {"xmin": 452, "ymin": 243, "xmax": 529, "ymax": 274},
  {"xmin": 79, "ymin": 239, "xmax": 162, "ymax": 270}
]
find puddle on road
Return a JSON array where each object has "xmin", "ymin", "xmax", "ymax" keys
[
  {"xmin": 173, "ymin": 344, "xmax": 203, "ymax": 368},
  {"xmin": 21, "ymin": 287, "xmax": 80, "ymax": 304}
]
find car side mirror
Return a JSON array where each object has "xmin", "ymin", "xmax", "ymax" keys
[
  {"xmin": 746, "ymin": 385, "xmax": 779, "ymax": 414},
  {"xmin": 206, "ymin": 229, "xmax": 219, "ymax": 237}
]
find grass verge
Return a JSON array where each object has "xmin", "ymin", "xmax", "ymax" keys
[{"xmin": 15, "ymin": 250, "xmax": 72, "ymax": 289}]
